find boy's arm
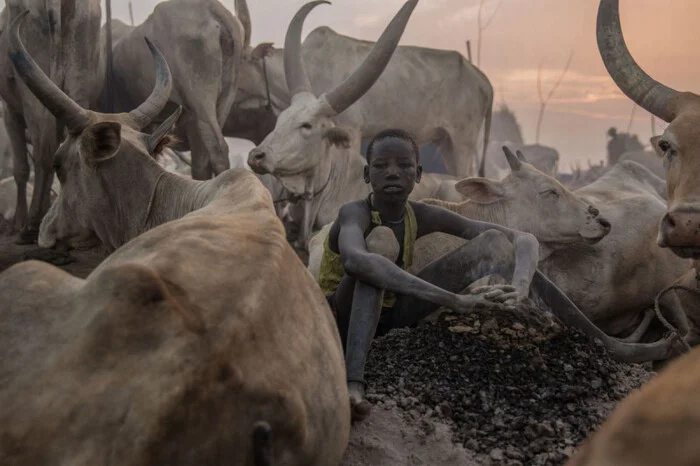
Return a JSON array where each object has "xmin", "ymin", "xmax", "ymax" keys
[
  {"xmin": 336, "ymin": 203, "xmax": 505, "ymax": 312},
  {"xmin": 411, "ymin": 201, "xmax": 539, "ymax": 298}
]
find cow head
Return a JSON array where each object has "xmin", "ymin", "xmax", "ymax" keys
[
  {"xmin": 6, "ymin": 11, "xmax": 179, "ymax": 251},
  {"xmin": 598, "ymin": 0, "xmax": 700, "ymax": 259},
  {"xmin": 456, "ymin": 147, "xmax": 611, "ymax": 250},
  {"xmin": 247, "ymin": 0, "xmax": 417, "ymax": 196}
]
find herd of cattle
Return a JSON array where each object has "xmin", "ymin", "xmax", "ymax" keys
[{"xmin": 0, "ymin": 0, "xmax": 699, "ymax": 464}]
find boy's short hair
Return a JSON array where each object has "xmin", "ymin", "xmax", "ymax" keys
[{"xmin": 366, "ymin": 129, "xmax": 420, "ymax": 163}]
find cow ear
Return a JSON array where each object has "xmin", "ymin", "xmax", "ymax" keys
[
  {"xmin": 81, "ymin": 121, "xmax": 122, "ymax": 164},
  {"xmin": 455, "ymin": 177, "xmax": 505, "ymax": 204},
  {"xmin": 148, "ymin": 106, "xmax": 182, "ymax": 156},
  {"xmin": 250, "ymin": 42, "xmax": 275, "ymax": 60},
  {"xmin": 650, "ymin": 135, "xmax": 664, "ymax": 158},
  {"xmin": 323, "ymin": 127, "xmax": 351, "ymax": 149}
]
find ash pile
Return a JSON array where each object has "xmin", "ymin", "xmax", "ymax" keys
[{"xmin": 364, "ymin": 303, "xmax": 652, "ymax": 466}]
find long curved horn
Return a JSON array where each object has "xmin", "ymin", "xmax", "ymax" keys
[
  {"xmin": 502, "ymin": 146, "xmax": 522, "ymax": 171},
  {"xmin": 8, "ymin": 10, "xmax": 91, "ymax": 132},
  {"xmin": 235, "ymin": 0, "xmax": 252, "ymax": 50},
  {"xmin": 322, "ymin": 0, "xmax": 418, "ymax": 115},
  {"xmin": 284, "ymin": 1, "xmax": 329, "ymax": 99},
  {"xmin": 128, "ymin": 37, "xmax": 173, "ymax": 129},
  {"xmin": 596, "ymin": 0, "xmax": 679, "ymax": 122}
]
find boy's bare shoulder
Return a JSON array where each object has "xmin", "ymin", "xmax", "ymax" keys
[{"xmin": 338, "ymin": 199, "xmax": 371, "ymax": 222}]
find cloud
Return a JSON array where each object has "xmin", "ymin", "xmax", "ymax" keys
[
  {"xmin": 496, "ymin": 68, "xmax": 627, "ymax": 105},
  {"xmin": 353, "ymin": 14, "xmax": 384, "ymax": 27}
]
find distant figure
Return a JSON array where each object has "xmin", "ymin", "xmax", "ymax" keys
[{"xmin": 606, "ymin": 127, "xmax": 643, "ymax": 166}]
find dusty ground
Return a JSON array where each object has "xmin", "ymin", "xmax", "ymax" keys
[
  {"xmin": 0, "ymin": 228, "xmax": 105, "ymax": 278},
  {"xmin": 0, "ymin": 222, "xmax": 651, "ymax": 466}
]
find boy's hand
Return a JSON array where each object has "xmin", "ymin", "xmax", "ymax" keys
[
  {"xmin": 451, "ymin": 293, "xmax": 509, "ymax": 314},
  {"xmin": 470, "ymin": 284, "xmax": 526, "ymax": 306}
]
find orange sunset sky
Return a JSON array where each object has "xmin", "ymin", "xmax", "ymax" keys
[{"xmin": 2, "ymin": 0, "xmax": 697, "ymax": 172}]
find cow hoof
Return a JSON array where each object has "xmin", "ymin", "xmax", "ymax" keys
[
  {"xmin": 23, "ymin": 248, "xmax": 76, "ymax": 266},
  {"xmin": 15, "ymin": 226, "xmax": 39, "ymax": 245}
]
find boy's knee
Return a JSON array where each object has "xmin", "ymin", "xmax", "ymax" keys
[
  {"xmin": 475, "ymin": 229, "xmax": 513, "ymax": 254},
  {"xmin": 366, "ymin": 226, "xmax": 400, "ymax": 262}
]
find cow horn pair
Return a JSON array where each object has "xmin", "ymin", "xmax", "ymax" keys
[
  {"xmin": 8, "ymin": 10, "xmax": 172, "ymax": 133},
  {"xmin": 284, "ymin": 0, "xmax": 418, "ymax": 114},
  {"xmin": 502, "ymin": 146, "xmax": 528, "ymax": 171},
  {"xmin": 596, "ymin": 0, "xmax": 681, "ymax": 123}
]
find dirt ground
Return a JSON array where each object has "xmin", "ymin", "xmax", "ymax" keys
[{"xmin": 0, "ymin": 231, "xmax": 105, "ymax": 278}]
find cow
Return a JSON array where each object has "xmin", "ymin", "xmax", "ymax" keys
[
  {"xmin": 308, "ymin": 148, "xmax": 686, "ymax": 362},
  {"xmin": 105, "ymin": 0, "xmax": 244, "ymax": 180},
  {"xmin": 618, "ymin": 149, "xmax": 664, "ymax": 179},
  {"xmin": 1, "ymin": 16, "xmax": 350, "ymax": 464},
  {"xmin": 422, "ymin": 155, "xmax": 691, "ymax": 343},
  {"xmin": 597, "ymin": 0, "xmax": 700, "ymax": 261},
  {"xmin": 237, "ymin": 0, "xmax": 494, "ymax": 179},
  {"xmin": 0, "ymin": 1, "xmax": 104, "ymax": 243},
  {"xmin": 564, "ymin": 344, "xmax": 700, "ymax": 466}
]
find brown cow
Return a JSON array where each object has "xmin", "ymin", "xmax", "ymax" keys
[
  {"xmin": 598, "ymin": 0, "xmax": 700, "ymax": 260},
  {"xmin": 0, "ymin": 14, "xmax": 349, "ymax": 465}
]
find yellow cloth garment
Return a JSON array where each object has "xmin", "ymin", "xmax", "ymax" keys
[{"xmin": 318, "ymin": 202, "xmax": 417, "ymax": 308}]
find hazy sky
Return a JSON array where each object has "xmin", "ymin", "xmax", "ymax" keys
[{"xmin": 2, "ymin": 0, "xmax": 698, "ymax": 171}]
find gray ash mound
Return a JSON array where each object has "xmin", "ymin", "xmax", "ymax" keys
[{"xmin": 364, "ymin": 304, "xmax": 652, "ymax": 465}]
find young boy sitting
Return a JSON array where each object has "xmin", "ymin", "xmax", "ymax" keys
[{"xmin": 318, "ymin": 129, "xmax": 540, "ymax": 421}]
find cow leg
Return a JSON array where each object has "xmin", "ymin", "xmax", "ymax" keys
[
  {"xmin": 4, "ymin": 110, "xmax": 29, "ymax": 234},
  {"xmin": 184, "ymin": 118, "xmax": 214, "ymax": 180},
  {"xmin": 390, "ymin": 229, "xmax": 515, "ymax": 327},
  {"xmin": 22, "ymin": 121, "xmax": 57, "ymax": 244}
]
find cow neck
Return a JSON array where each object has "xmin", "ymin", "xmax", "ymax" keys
[
  {"xmin": 140, "ymin": 169, "xmax": 209, "ymax": 233},
  {"xmin": 433, "ymin": 199, "xmax": 509, "ymax": 227},
  {"xmin": 323, "ymin": 147, "xmax": 371, "ymax": 202}
]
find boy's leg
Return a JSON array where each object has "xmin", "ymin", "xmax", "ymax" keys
[
  {"xmin": 390, "ymin": 229, "xmax": 516, "ymax": 328},
  {"xmin": 336, "ymin": 226, "xmax": 399, "ymax": 421}
]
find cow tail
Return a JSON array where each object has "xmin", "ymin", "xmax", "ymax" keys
[{"xmin": 252, "ymin": 420, "xmax": 273, "ymax": 466}]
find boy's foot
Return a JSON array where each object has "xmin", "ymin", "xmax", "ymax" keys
[{"xmin": 348, "ymin": 381, "xmax": 372, "ymax": 422}]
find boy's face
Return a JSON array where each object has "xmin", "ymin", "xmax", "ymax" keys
[{"xmin": 364, "ymin": 138, "xmax": 422, "ymax": 202}]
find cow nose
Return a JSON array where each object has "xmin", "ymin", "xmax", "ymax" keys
[
  {"xmin": 248, "ymin": 148, "xmax": 265, "ymax": 163},
  {"xmin": 588, "ymin": 205, "xmax": 600, "ymax": 216},
  {"xmin": 597, "ymin": 217, "xmax": 611, "ymax": 231},
  {"xmin": 660, "ymin": 210, "xmax": 700, "ymax": 247},
  {"xmin": 247, "ymin": 148, "xmax": 268, "ymax": 174}
]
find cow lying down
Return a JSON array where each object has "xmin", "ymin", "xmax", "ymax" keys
[{"xmin": 0, "ymin": 14, "xmax": 349, "ymax": 465}]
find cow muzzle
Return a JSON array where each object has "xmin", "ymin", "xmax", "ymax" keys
[
  {"xmin": 247, "ymin": 148, "xmax": 270, "ymax": 175},
  {"xmin": 658, "ymin": 209, "xmax": 700, "ymax": 258},
  {"xmin": 579, "ymin": 206, "xmax": 611, "ymax": 244}
]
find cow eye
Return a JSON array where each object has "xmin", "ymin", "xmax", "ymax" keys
[
  {"xmin": 540, "ymin": 188, "xmax": 559, "ymax": 198},
  {"xmin": 658, "ymin": 140, "xmax": 671, "ymax": 152},
  {"xmin": 300, "ymin": 122, "xmax": 312, "ymax": 130}
]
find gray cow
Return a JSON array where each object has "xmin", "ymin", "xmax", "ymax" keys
[
  {"xmin": 232, "ymin": 0, "xmax": 493, "ymax": 179},
  {"xmin": 104, "ymin": 0, "xmax": 244, "ymax": 180}
]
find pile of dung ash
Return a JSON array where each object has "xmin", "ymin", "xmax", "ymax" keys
[{"xmin": 364, "ymin": 304, "xmax": 652, "ymax": 465}]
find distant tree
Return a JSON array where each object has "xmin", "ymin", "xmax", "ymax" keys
[
  {"xmin": 476, "ymin": 0, "xmax": 502, "ymax": 68},
  {"xmin": 535, "ymin": 51, "xmax": 574, "ymax": 144}
]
